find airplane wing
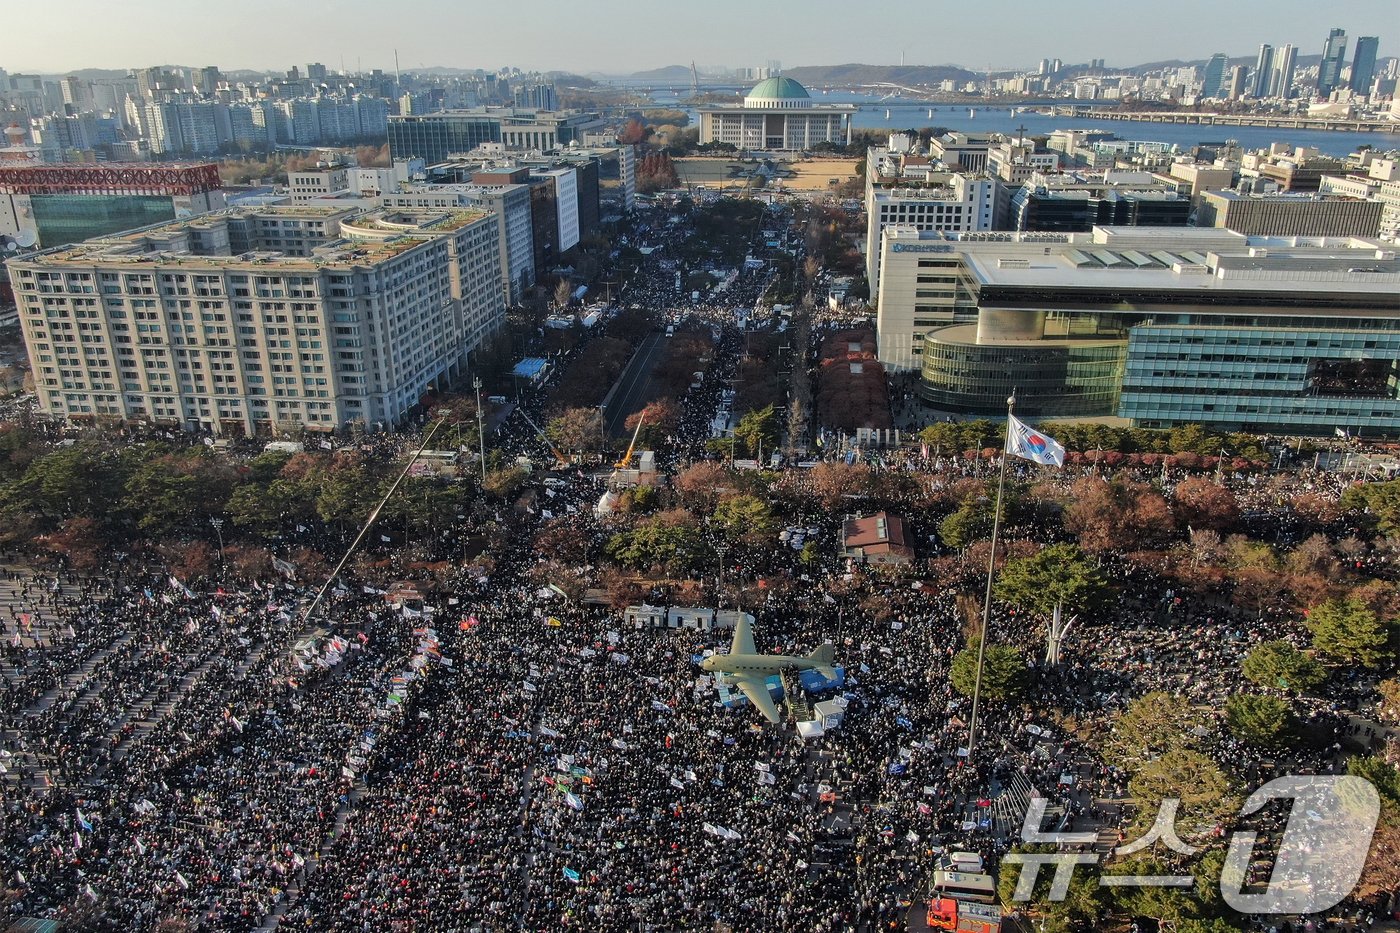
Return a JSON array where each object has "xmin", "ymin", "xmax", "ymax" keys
[
  {"xmin": 734, "ymin": 675, "xmax": 782, "ymax": 724},
  {"xmin": 730, "ymin": 615, "xmax": 756, "ymax": 656}
]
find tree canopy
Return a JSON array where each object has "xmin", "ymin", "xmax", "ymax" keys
[
  {"xmin": 1224, "ymin": 694, "xmax": 1292, "ymax": 746},
  {"xmin": 995, "ymin": 543, "xmax": 1106, "ymax": 618},
  {"xmin": 732, "ymin": 404, "xmax": 780, "ymax": 458},
  {"xmin": 1105, "ymin": 691, "xmax": 1204, "ymax": 771},
  {"xmin": 1064, "ymin": 477, "xmax": 1174, "ymax": 554},
  {"xmin": 950, "ymin": 638, "xmax": 1027, "ymax": 703},
  {"xmin": 1240, "ymin": 640, "xmax": 1325, "ymax": 693},
  {"xmin": 1306, "ymin": 596, "xmax": 1396, "ymax": 668}
]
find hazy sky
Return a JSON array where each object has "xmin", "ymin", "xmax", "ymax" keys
[{"xmin": 3, "ymin": 0, "xmax": 1393, "ymax": 75}]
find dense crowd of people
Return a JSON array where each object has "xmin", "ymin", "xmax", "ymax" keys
[{"xmin": 1, "ymin": 202, "xmax": 1395, "ymax": 932}]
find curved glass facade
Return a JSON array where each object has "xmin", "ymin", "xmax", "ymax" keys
[{"xmin": 919, "ymin": 327, "xmax": 1127, "ymax": 416}]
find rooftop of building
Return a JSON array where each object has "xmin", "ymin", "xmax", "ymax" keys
[
  {"xmin": 747, "ymin": 76, "xmax": 810, "ymax": 101},
  {"xmin": 700, "ymin": 76, "xmax": 856, "ymax": 112},
  {"xmin": 389, "ymin": 106, "xmax": 599, "ymax": 123},
  {"xmin": 385, "ymin": 182, "xmax": 531, "ymax": 196},
  {"xmin": 340, "ymin": 208, "xmax": 488, "ymax": 237},
  {"xmin": 13, "ymin": 205, "xmax": 487, "ymax": 271},
  {"xmin": 884, "ymin": 226, "xmax": 1400, "ymax": 296},
  {"xmin": 1203, "ymin": 189, "xmax": 1373, "ymax": 202}
]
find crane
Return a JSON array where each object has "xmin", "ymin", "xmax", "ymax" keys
[{"xmin": 615, "ymin": 414, "xmax": 645, "ymax": 470}]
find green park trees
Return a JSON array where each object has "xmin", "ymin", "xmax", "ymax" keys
[
  {"xmin": 939, "ymin": 495, "xmax": 997, "ymax": 550},
  {"xmin": 1105, "ymin": 691, "xmax": 1205, "ymax": 771},
  {"xmin": 710, "ymin": 495, "xmax": 775, "ymax": 543},
  {"xmin": 995, "ymin": 543, "xmax": 1105, "ymax": 619},
  {"xmin": 1341, "ymin": 477, "xmax": 1400, "ymax": 535},
  {"xmin": 606, "ymin": 509, "xmax": 709, "ymax": 574},
  {"xmin": 998, "ymin": 846, "xmax": 1110, "ymax": 933},
  {"xmin": 1305, "ymin": 596, "xmax": 1397, "ymax": 667},
  {"xmin": 1240, "ymin": 640, "xmax": 1326, "ymax": 692},
  {"xmin": 950, "ymin": 638, "xmax": 1027, "ymax": 703},
  {"xmin": 1223, "ymin": 694, "xmax": 1292, "ymax": 746},
  {"xmin": 732, "ymin": 404, "xmax": 780, "ymax": 459}
]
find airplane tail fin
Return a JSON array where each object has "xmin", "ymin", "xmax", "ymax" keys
[{"xmin": 808, "ymin": 642, "xmax": 837, "ymax": 681}]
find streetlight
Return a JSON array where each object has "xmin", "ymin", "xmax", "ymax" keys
[
  {"xmin": 209, "ymin": 517, "xmax": 225, "ymax": 563},
  {"xmin": 716, "ymin": 542, "xmax": 728, "ymax": 610},
  {"xmin": 474, "ymin": 376, "xmax": 487, "ymax": 483}
]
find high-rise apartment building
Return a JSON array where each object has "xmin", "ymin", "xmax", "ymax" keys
[
  {"xmin": 1273, "ymin": 45, "xmax": 1297, "ymax": 99},
  {"xmin": 381, "ymin": 183, "xmax": 536, "ymax": 304},
  {"xmin": 196, "ymin": 66, "xmax": 221, "ymax": 97},
  {"xmin": 513, "ymin": 83, "xmax": 557, "ymax": 111},
  {"xmin": 1318, "ymin": 28, "xmax": 1348, "ymax": 96},
  {"xmin": 1253, "ymin": 44, "xmax": 1275, "ymax": 97},
  {"xmin": 1227, "ymin": 65, "xmax": 1249, "ymax": 100},
  {"xmin": 1201, "ymin": 54, "xmax": 1229, "ymax": 98},
  {"xmin": 1351, "ymin": 36, "xmax": 1380, "ymax": 94},
  {"xmin": 5, "ymin": 206, "xmax": 506, "ymax": 434}
]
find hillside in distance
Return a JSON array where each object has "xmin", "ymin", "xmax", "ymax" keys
[
  {"xmin": 626, "ymin": 65, "xmax": 696, "ymax": 81},
  {"xmin": 783, "ymin": 63, "xmax": 981, "ymax": 86}
]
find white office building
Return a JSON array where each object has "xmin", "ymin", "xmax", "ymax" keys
[
  {"xmin": 534, "ymin": 167, "xmax": 579, "ymax": 253},
  {"xmin": 381, "ymin": 183, "xmax": 536, "ymax": 303},
  {"xmin": 864, "ymin": 173, "xmax": 997, "ymax": 299},
  {"xmin": 6, "ymin": 206, "xmax": 505, "ymax": 434}
]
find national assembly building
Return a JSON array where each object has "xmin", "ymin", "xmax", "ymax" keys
[{"xmin": 698, "ymin": 77, "xmax": 856, "ymax": 151}]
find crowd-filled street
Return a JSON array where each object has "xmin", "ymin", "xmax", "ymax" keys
[{"xmin": 1, "ymin": 200, "xmax": 1397, "ymax": 933}]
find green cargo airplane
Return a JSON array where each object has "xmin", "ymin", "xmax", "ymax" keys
[{"xmin": 700, "ymin": 616, "xmax": 837, "ymax": 723}]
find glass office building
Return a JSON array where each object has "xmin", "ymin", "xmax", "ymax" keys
[
  {"xmin": 28, "ymin": 194, "xmax": 177, "ymax": 248},
  {"xmin": 876, "ymin": 226, "xmax": 1400, "ymax": 434},
  {"xmin": 919, "ymin": 324, "xmax": 1127, "ymax": 416},
  {"xmin": 1121, "ymin": 318, "xmax": 1400, "ymax": 434},
  {"xmin": 388, "ymin": 114, "xmax": 502, "ymax": 165}
]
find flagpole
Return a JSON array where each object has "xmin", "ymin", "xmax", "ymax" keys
[
  {"xmin": 301, "ymin": 419, "xmax": 444, "ymax": 627},
  {"xmin": 967, "ymin": 393, "xmax": 1015, "ymax": 758}
]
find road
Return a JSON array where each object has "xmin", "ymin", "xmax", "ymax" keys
[{"xmin": 603, "ymin": 331, "xmax": 668, "ymax": 438}]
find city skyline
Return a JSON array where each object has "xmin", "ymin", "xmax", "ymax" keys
[{"xmin": 3, "ymin": 0, "xmax": 1393, "ymax": 76}]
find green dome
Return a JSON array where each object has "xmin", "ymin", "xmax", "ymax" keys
[{"xmin": 745, "ymin": 76, "xmax": 811, "ymax": 102}]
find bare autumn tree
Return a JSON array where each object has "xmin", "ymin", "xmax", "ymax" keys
[
  {"xmin": 672, "ymin": 461, "xmax": 732, "ymax": 511},
  {"xmin": 617, "ymin": 119, "xmax": 651, "ymax": 146},
  {"xmin": 1171, "ymin": 478, "xmax": 1240, "ymax": 531},
  {"xmin": 623, "ymin": 398, "xmax": 681, "ymax": 448},
  {"xmin": 162, "ymin": 540, "xmax": 216, "ymax": 582},
  {"xmin": 224, "ymin": 544, "xmax": 274, "ymax": 582},
  {"xmin": 808, "ymin": 462, "xmax": 871, "ymax": 510},
  {"xmin": 1063, "ymin": 477, "xmax": 1174, "ymax": 555},
  {"xmin": 553, "ymin": 278, "xmax": 574, "ymax": 311},
  {"xmin": 42, "ymin": 516, "xmax": 106, "ymax": 572},
  {"xmin": 546, "ymin": 407, "xmax": 604, "ymax": 457},
  {"xmin": 534, "ymin": 518, "xmax": 592, "ymax": 564}
]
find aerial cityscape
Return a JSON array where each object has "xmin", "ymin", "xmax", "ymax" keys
[{"xmin": 4, "ymin": 3, "xmax": 1400, "ymax": 931}]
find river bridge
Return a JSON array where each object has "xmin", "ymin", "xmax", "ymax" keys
[{"xmin": 1048, "ymin": 106, "xmax": 1400, "ymax": 134}]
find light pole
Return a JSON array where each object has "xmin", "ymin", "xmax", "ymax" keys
[
  {"xmin": 209, "ymin": 517, "xmax": 225, "ymax": 561},
  {"xmin": 474, "ymin": 377, "xmax": 487, "ymax": 483},
  {"xmin": 716, "ymin": 542, "xmax": 728, "ymax": 610}
]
